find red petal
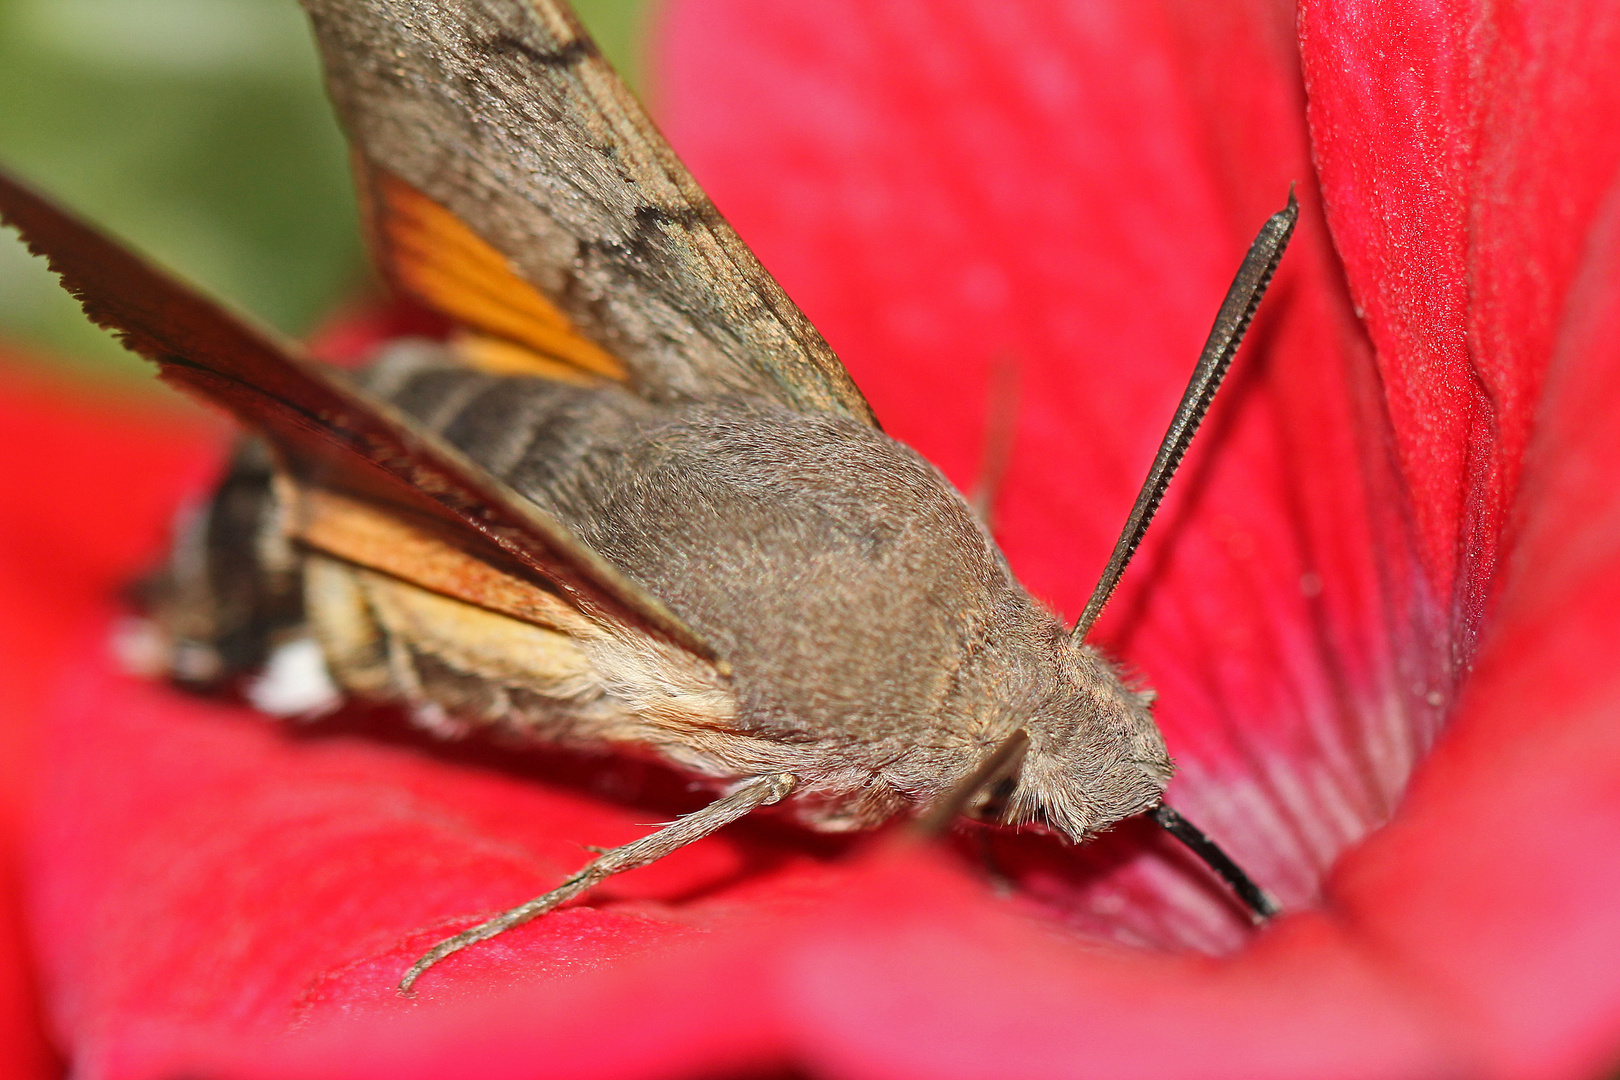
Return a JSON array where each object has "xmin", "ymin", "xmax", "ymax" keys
[
  {"xmin": 1301, "ymin": 0, "xmax": 1620, "ymax": 655},
  {"xmin": 1301, "ymin": 7, "xmax": 1620, "ymax": 1071},
  {"xmin": 20, "ymin": 581, "xmax": 841, "ymax": 1076},
  {"xmin": 1329, "ymin": 181, "xmax": 1620, "ymax": 1080},
  {"xmin": 116, "ymin": 849, "xmax": 1467, "ymax": 1080},
  {"xmin": 0, "ymin": 353, "xmax": 223, "ymax": 1078},
  {"xmin": 30, "ymin": 655, "xmax": 785, "ymax": 1075},
  {"xmin": 781, "ymin": 848, "xmax": 1460, "ymax": 1080}
]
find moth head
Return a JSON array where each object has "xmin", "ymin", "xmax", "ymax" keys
[
  {"xmin": 962, "ymin": 640, "xmax": 1172, "ymax": 843},
  {"xmin": 950, "ymin": 195, "xmax": 1298, "ymax": 921}
]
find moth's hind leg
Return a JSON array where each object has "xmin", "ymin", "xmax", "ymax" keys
[
  {"xmin": 399, "ymin": 772, "xmax": 799, "ymax": 994},
  {"xmin": 134, "ymin": 437, "xmax": 311, "ymax": 695}
]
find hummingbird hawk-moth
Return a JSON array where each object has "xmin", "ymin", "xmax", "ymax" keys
[{"xmin": 0, "ymin": 0, "xmax": 1295, "ymax": 993}]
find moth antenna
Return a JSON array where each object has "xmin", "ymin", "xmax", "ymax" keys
[
  {"xmin": 913, "ymin": 729, "xmax": 1030, "ymax": 837},
  {"xmin": 1150, "ymin": 803, "xmax": 1280, "ymax": 923},
  {"xmin": 1072, "ymin": 190, "xmax": 1299, "ymax": 639}
]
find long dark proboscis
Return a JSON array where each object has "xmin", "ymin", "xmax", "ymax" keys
[{"xmin": 1151, "ymin": 803, "xmax": 1280, "ymax": 922}]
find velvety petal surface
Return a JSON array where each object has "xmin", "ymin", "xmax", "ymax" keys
[
  {"xmin": 1302, "ymin": 2, "xmax": 1620, "ymax": 1074},
  {"xmin": 1302, "ymin": 0, "xmax": 1620, "ymax": 653},
  {"xmin": 0, "ymin": 357, "xmax": 219, "ymax": 1080}
]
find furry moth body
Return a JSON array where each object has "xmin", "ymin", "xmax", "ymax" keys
[
  {"xmin": 295, "ymin": 348, "xmax": 1172, "ymax": 834},
  {"xmin": 0, "ymin": 0, "xmax": 1295, "ymax": 993}
]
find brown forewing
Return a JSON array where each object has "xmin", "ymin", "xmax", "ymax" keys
[
  {"xmin": 301, "ymin": 0, "xmax": 876, "ymax": 423},
  {"xmin": 0, "ymin": 167, "xmax": 718, "ymax": 664}
]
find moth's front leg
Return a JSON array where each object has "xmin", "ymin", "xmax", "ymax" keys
[{"xmin": 399, "ymin": 771, "xmax": 799, "ymax": 993}]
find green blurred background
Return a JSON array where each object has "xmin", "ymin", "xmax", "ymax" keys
[{"xmin": 0, "ymin": 0, "xmax": 650, "ymax": 388}]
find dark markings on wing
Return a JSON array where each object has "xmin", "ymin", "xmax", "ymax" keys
[
  {"xmin": 300, "ymin": 0, "xmax": 876, "ymax": 424},
  {"xmin": 482, "ymin": 29, "xmax": 597, "ymax": 67},
  {"xmin": 0, "ymin": 166, "xmax": 718, "ymax": 662}
]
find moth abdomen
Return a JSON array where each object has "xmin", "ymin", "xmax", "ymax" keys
[
  {"xmin": 137, "ymin": 437, "xmax": 305, "ymax": 690},
  {"xmin": 354, "ymin": 342, "xmax": 656, "ymax": 488}
]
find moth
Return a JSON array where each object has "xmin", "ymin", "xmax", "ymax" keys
[{"xmin": 0, "ymin": 0, "xmax": 1295, "ymax": 993}]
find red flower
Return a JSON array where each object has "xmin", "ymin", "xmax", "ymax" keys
[{"xmin": 4, "ymin": 0, "xmax": 1620, "ymax": 1076}]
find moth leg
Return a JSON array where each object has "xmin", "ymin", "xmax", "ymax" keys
[{"xmin": 399, "ymin": 771, "xmax": 798, "ymax": 993}]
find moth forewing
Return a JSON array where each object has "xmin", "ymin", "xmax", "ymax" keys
[
  {"xmin": 301, "ymin": 0, "xmax": 875, "ymax": 422},
  {"xmin": 0, "ymin": 165, "xmax": 713, "ymax": 662}
]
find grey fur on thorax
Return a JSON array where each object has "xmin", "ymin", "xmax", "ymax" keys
[{"xmin": 350, "ymin": 345, "xmax": 1173, "ymax": 838}]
